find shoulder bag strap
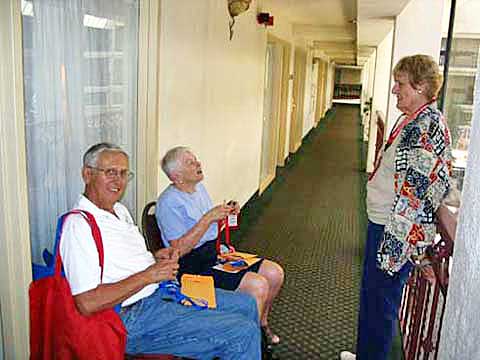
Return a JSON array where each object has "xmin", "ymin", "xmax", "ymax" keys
[{"xmin": 53, "ymin": 210, "xmax": 105, "ymax": 280}]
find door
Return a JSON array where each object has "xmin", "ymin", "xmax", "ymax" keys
[
  {"xmin": 315, "ymin": 60, "xmax": 326, "ymax": 125},
  {"xmin": 259, "ymin": 43, "xmax": 282, "ymax": 194},
  {"xmin": 289, "ymin": 47, "xmax": 307, "ymax": 153},
  {"xmin": 276, "ymin": 42, "xmax": 291, "ymax": 166}
]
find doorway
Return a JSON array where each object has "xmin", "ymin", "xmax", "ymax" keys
[
  {"xmin": 289, "ymin": 47, "xmax": 307, "ymax": 153},
  {"xmin": 259, "ymin": 42, "xmax": 282, "ymax": 194}
]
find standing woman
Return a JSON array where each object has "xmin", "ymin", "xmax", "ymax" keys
[{"xmin": 341, "ymin": 55, "xmax": 453, "ymax": 360}]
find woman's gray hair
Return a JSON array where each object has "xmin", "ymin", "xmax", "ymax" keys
[
  {"xmin": 393, "ymin": 54, "xmax": 443, "ymax": 100},
  {"xmin": 83, "ymin": 142, "xmax": 128, "ymax": 168},
  {"xmin": 161, "ymin": 146, "xmax": 191, "ymax": 179}
]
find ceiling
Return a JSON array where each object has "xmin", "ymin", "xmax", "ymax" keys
[{"xmin": 259, "ymin": 0, "xmax": 412, "ymax": 65}]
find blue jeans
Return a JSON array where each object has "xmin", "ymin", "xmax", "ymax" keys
[
  {"xmin": 356, "ymin": 221, "xmax": 413, "ymax": 360},
  {"xmin": 120, "ymin": 287, "xmax": 261, "ymax": 359}
]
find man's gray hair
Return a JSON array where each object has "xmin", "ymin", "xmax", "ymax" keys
[
  {"xmin": 161, "ymin": 146, "xmax": 191, "ymax": 179},
  {"xmin": 83, "ymin": 142, "xmax": 128, "ymax": 168}
]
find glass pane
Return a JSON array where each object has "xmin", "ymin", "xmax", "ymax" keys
[
  {"xmin": 22, "ymin": 0, "xmax": 139, "ymax": 264},
  {"xmin": 441, "ymin": 0, "xmax": 480, "ymax": 190}
]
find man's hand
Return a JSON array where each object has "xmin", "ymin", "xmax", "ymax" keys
[{"xmin": 144, "ymin": 256, "xmax": 179, "ymax": 283}]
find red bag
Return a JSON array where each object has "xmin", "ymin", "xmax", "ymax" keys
[{"xmin": 29, "ymin": 210, "xmax": 127, "ymax": 359}]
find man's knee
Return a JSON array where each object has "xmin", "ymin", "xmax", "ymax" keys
[
  {"xmin": 229, "ymin": 317, "xmax": 261, "ymax": 354},
  {"xmin": 217, "ymin": 288, "xmax": 259, "ymax": 322},
  {"xmin": 236, "ymin": 290, "xmax": 260, "ymax": 320},
  {"xmin": 232, "ymin": 288, "xmax": 258, "ymax": 305}
]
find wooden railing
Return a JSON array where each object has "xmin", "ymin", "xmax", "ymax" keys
[{"xmin": 399, "ymin": 205, "xmax": 457, "ymax": 360}]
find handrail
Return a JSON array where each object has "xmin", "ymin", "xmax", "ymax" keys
[{"xmin": 399, "ymin": 205, "xmax": 457, "ymax": 359}]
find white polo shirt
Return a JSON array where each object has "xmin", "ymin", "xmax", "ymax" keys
[{"xmin": 60, "ymin": 195, "xmax": 158, "ymax": 306}]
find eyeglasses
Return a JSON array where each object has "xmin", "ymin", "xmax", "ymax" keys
[{"xmin": 88, "ymin": 166, "xmax": 134, "ymax": 181}]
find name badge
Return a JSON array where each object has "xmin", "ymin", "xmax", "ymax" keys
[{"xmin": 227, "ymin": 214, "xmax": 238, "ymax": 227}]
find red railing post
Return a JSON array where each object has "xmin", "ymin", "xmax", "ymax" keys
[{"xmin": 399, "ymin": 205, "xmax": 457, "ymax": 360}]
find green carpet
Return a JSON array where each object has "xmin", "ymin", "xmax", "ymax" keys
[{"xmin": 233, "ymin": 104, "xmax": 368, "ymax": 359}]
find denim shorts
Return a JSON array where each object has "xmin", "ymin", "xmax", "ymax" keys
[{"xmin": 120, "ymin": 286, "xmax": 261, "ymax": 360}]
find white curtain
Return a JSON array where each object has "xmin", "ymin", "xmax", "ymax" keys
[{"xmin": 22, "ymin": 0, "xmax": 139, "ymax": 264}]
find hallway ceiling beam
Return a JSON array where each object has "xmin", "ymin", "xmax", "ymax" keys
[
  {"xmin": 293, "ymin": 24, "xmax": 355, "ymax": 43},
  {"xmin": 260, "ymin": 0, "xmax": 412, "ymax": 66},
  {"xmin": 356, "ymin": 0, "xmax": 411, "ymax": 64},
  {"xmin": 313, "ymin": 41, "xmax": 356, "ymax": 52}
]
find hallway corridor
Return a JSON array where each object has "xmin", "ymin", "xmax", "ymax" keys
[{"xmin": 237, "ymin": 104, "xmax": 367, "ymax": 359}]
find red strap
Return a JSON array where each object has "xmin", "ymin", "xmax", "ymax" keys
[
  {"xmin": 216, "ymin": 218, "xmax": 233, "ymax": 254},
  {"xmin": 216, "ymin": 221, "xmax": 222, "ymax": 254},
  {"xmin": 369, "ymin": 100, "xmax": 435, "ymax": 181},
  {"xmin": 54, "ymin": 210, "xmax": 104, "ymax": 280}
]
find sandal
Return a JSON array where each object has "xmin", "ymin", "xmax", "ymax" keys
[{"xmin": 262, "ymin": 325, "xmax": 280, "ymax": 345}]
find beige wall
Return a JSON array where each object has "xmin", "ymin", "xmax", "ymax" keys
[
  {"xmin": 313, "ymin": 51, "xmax": 334, "ymax": 112},
  {"xmin": 442, "ymin": 0, "xmax": 480, "ymax": 34},
  {"xmin": 325, "ymin": 62, "xmax": 335, "ymax": 109},
  {"xmin": 360, "ymin": 52, "xmax": 376, "ymax": 142},
  {"xmin": 157, "ymin": 0, "xmax": 266, "ymax": 206},
  {"xmin": 386, "ymin": 0, "xmax": 445, "ymax": 132},
  {"xmin": 337, "ymin": 68, "xmax": 362, "ymax": 84}
]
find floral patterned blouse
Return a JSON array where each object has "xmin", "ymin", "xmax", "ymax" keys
[{"xmin": 377, "ymin": 104, "xmax": 453, "ymax": 275}]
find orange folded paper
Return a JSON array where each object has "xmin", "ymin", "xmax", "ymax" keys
[
  {"xmin": 180, "ymin": 274, "xmax": 216, "ymax": 309},
  {"xmin": 226, "ymin": 251, "xmax": 258, "ymax": 259}
]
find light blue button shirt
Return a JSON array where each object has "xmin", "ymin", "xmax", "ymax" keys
[{"xmin": 155, "ymin": 183, "xmax": 218, "ymax": 249}]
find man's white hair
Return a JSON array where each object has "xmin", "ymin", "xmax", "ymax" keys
[
  {"xmin": 161, "ymin": 146, "xmax": 191, "ymax": 180},
  {"xmin": 83, "ymin": 142, "xmax": 128, "ymax": 168}
]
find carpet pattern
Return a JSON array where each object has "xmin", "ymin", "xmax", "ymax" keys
[{"xmin": 233, "ymin": 105, "xmax": 368, "ymax": 359}]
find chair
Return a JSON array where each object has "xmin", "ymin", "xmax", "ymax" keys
[{"xmin": 141, "ymin": 201, "xmax": 164, "ymax": 253}]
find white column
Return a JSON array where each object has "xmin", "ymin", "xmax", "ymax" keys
[
  {"xmin": 386, "ymin": 0, "xmax": 446, "ymax": 133},
  {"xmin": 366, "ymin": 28, "xmax": 394, "ymax": 173},
  {"xmin": 438, "ymin": 58, "xmax": 480, "ymax": 360},
  {"xmin": 137, "ymin": 0, "xmax": 161, "ymax": 219},
  {"xmin": 0, "ymin": 0, "xmax": 32, "ymax": 358}
]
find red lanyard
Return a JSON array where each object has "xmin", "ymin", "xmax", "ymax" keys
[
  {"xmin": 369, "ymin": 100, "xmax": 434, "ymax": 181},
  {"xmin": 216, "ymin": 219, "xmax": 235, "ymax": 254}
]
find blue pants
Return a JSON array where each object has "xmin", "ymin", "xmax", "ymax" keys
[
  {"xmin": 356, "ymin": 221, "xmax": 413, "ymax": 360},
  {"xmin": 120, "ymin": 287, "xmax": 261, "ymax": 360}
]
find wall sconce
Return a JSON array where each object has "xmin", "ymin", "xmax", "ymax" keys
[{"xmin": 227, "ymin": 0, "xmax": 252, "ymax": 40}]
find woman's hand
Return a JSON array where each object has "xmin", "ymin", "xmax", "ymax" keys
[
  {"xmin": 419, "ymin": 264, "xmax": 436, "ymax": 284},
  {"xmin": 227, "ymin": 200, "xmax": 240, "ymax": 215},
  {"xmin": 154, "ymin": 247, "xmax": 179, "ymax": 262},
  {"xmin": 205, "ymin": 204, "xmax": 233, "ymax": 223}
]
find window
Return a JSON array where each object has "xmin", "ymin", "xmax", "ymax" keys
[
  {"xmin": 22, "ymin": 0, "xmax": 139, "ymax": 264},
  {"xmin": 441, "ymin": 1, "xmax": 480, "ymax": 190}
]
